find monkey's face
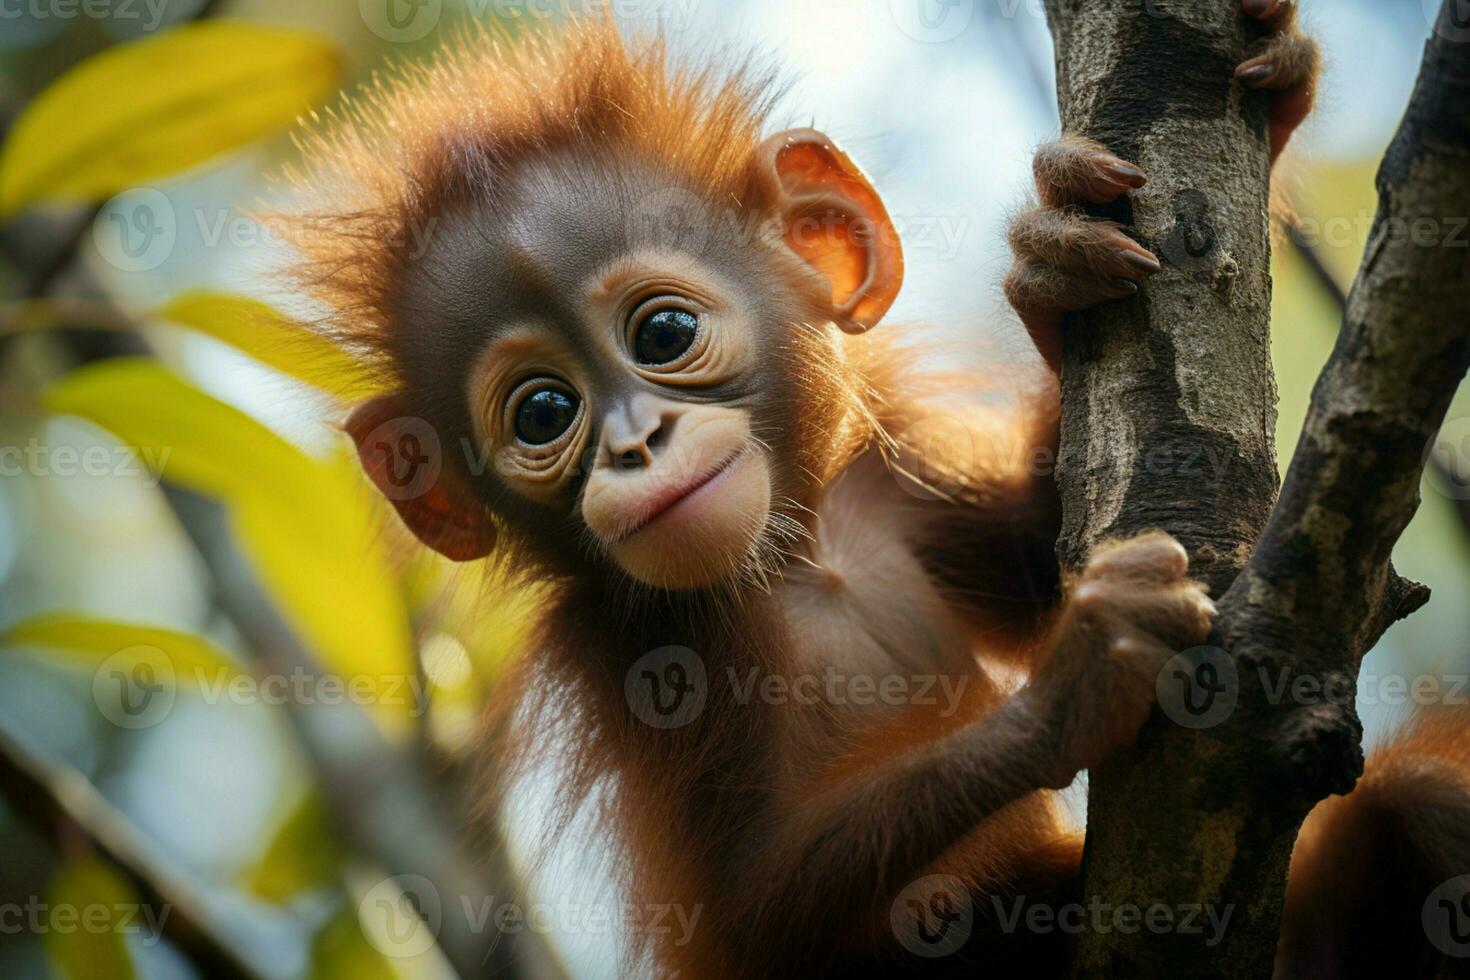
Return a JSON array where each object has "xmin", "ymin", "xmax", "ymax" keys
[
  {"xmin": 346, "ymin": 131, "xmax": 903, "ymax": 590},
  {"xmin": 463, "ymin": 243, "xmax": 785, "ymax": 590}
]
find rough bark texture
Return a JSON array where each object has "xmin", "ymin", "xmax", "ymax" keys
[
  {"xmin": 1045, "ymin": 1, "xmax": 1470, "ymax": 976},
  {"xmin": 1043, "ymin": 1, "xmax": 1280, "ymax": 972}
]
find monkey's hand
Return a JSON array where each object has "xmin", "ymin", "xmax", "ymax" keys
[
  {"xmin": 1029, "ymin": 531, "xmax": 1216, "ymax": 785},
  {"xmin": 1238, "ymin": 0, "xmax": 1319, "ymax": 164},
  {"xmin": 1005, "ymin": 1, "xmax": 1317, "ymax": 369}
]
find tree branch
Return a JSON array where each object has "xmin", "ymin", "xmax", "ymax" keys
[
  {"xmin": 0, "ymin": 723, "xmax": 261, "ymax": 980},
  {"xmin": 1040, "ymin": 1, "xmax": 1278, "ymax": 972},
  {"xmin": 1216, "ymin": 0, "xmax": 1470, "ymax": 809},
  {"xmin": 1045, "ymin": 1, "xmax": 1470, "ymax": 975}
]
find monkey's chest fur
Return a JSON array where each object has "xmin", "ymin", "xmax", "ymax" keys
[{"xmin": 775, "ymin": 453, "xmax": 983, "ymax": 707}]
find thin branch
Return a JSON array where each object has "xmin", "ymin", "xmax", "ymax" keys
[
  {"xmin": 1284, "ymin": 220, "xmax": 1347, "ymax": 310},
  {"xmin": 1285, "ymin": 220, "xmax": 1470, "ymax": 538},
  {"xmin": 1217, "ymin": 0, "xmax": 1470, "ymax": 777}
]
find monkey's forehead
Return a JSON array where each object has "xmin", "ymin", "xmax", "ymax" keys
[{"xmin": 394, "ymin": 156, "xmax": 773, "ymax": 334}]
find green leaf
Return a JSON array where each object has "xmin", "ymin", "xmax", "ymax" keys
[
  {"xmin": 159, "ymin": 291, "xmax": 378, "ymax": 401},
  {"xmin": 0, "ymin": 22, "xmax": 341, "ymax": 217},
  {"xmin": 44, "ymin": 359, "xmax": 416, "ymax": 734},
  {"xmin": 241, "ymin": 792, "xmax": 340, "ymax": 903},
  {"xmin": 44, "ymin": 857, "xmax": 139, "ymax": 980},
  {"xmin": 5, "ymin": 613, "xmax": 244, "ymax": 693}
]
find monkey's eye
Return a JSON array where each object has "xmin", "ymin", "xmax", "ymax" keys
[
  {"xmin": 633, "ymin": 308, "xmax": 699, "ymax": 365},
  {"xmin": 513, "ymin": 386, "xmax": 579, "ymax": 445}
]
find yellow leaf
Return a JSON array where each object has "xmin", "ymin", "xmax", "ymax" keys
[
  {"xmin": 5, "ymin": 613, "xmax": 244, "ymax": 693},
  {"xmin": 0, "ymin": 22, "xmax": 341, "ymax": 217},
  {"xmin": 242, "ymin": 792, "xmax": 341, "ymax": 903},
  {"xmin": 44, "ymin": 359, "xmax": 416, "ymax": 734},
  {"xmin": 44, "ymin": 858, "xmax": 139, "ymax": 980},
  {"xmin": 311, "ymin": 905, "xmax": 399, "ymax": 980},
  {"xmin": 159, "ymin": 290, "xmax": 379, "ymax": 401}
]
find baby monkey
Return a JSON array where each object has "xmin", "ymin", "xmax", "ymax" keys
[{"xmin": 286, "ymin": 4, "xmax": 1470, "ymax": 977}]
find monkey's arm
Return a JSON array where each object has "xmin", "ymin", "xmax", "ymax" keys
[
  {"xmin": 739, "ymin": 533, "xmax": 1213, "ymax": 951},
  {"xmin": 884, "ymin": 382, "xmax": 1067, "ymax": 645}
]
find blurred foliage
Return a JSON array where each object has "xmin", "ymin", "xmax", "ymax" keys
[
  {"xmin": 44, "ymin": 359, "xmax": 419, "ymax": 736},
  {"xmin": 7, "ymin": 613, "xmax": 244, "ymax": 692},
  {"xmin": 0, "ymin": 22, "xmax": 340, "ymax": 218},
  {"xmin": 44, "ymin": 857, "xmax": 139, "ymax": 980},
  {"xmin": 159, "ymin": 291, "xmax": 379, "ymax": 401},
  {"xmin": 0, "ymin": 10, "xmax": 536, "ymax": 979},
  {"xmin": 241, "ymin": 792, "xmax": 339, "ymax": 904}
]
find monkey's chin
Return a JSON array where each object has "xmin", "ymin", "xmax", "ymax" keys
[{"xmin": 608, "ymin": 451, "xmax": 772, "ymax": 590}]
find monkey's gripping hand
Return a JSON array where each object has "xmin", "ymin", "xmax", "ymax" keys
[
  {"xmin": 1029, "ymin": 532, "xmax": 1216, "ymax": 785},
  {"xmin": 1005, "ymin": 0, "xmax": 1318, "ymax": 369}
]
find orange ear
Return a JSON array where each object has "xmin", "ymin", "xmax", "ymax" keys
[
  {"xmin": 760, "ymin": 128, "xmax": 904, "ymax": 333},
  {"xmin": 346, "ymin": 394, "xmax": 497, "ymax": 561}
]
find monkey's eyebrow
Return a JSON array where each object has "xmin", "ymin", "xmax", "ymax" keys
[
  {"xmin": 465, "ymin": 331, "xmax": 558, "ymax": 436},
  {"xmin": 584, "ymin": 249, "xmax": 707, "ymax": 303},
  {"xmin": 473, "ymin": 331, "xmax": 551, "ymax": 372}
]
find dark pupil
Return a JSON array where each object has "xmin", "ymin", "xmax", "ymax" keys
[
  {"xmin": 515, "ymin": 388, "xmax": 578, "ymax": 445},
  {"xmin": 635, "ymin": 309, "xmax": 698, "ymax": 364}
]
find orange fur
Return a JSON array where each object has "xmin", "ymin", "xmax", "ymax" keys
[{"xmin": 278, "ymin": 15, "xmax": 781, "ymax": 376}]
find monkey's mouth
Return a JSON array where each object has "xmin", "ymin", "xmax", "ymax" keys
[{"xmin": 620, "ymin": 449, "xmax": 748, "ymax": 540}]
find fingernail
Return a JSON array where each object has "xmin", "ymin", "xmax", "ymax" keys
[
  {"xmin": 1237, "ymin": 63, "xmax": 1276, "ymax": 84},
  {"xmin": 1112, "ymin": 279, "xmax": 1140, "ymax": 295},
  {"xmin": 1105, "ymin": 160, "xmax": 1147, "ymax": 185},
  {"xmin": 1121, "ymin": 250, "xmax": 1162, "ymax": 273}
]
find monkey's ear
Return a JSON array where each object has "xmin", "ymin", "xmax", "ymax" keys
[
  {"xmin": 345, "ymin": 393, "xmax": 497, "ymax": 562},
  {"xmin": 760, "ymin": 128, "xmax": 904, "ymax": 334}
]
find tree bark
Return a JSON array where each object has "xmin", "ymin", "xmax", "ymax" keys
[{"xmin": 1044, "ymin": 1, "xmax": 1470, "ymax": 976}]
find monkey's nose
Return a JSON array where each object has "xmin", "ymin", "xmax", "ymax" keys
[
  {"xmin": 603, "ymin": 400, "xmax": 675, "ymax": 470},
  {"xmin": 616, "ymin": 447, "xmax": 650, "ymax": 469}
]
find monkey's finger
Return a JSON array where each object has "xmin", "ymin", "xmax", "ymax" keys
[
  {"xmin": 1004, "ymin": 261, "xmax": 1141, "ymax": 327},
  {"xmin": 1082, "ymin": 531, "xmax": 1189, "ymax": 584},
  {"xmin": 1033, "ymin": 135, "xmax": 1147, "ymax": 208},
  {"xmin": 1077, "ymin": 580, "xmax": 1217, "ymax": 654},
  {"xmin": 1241, "ymin": 0, "xmax": 1297, "ymax": 30},
  {"xmin": 1237, "ymin": 28, "xmax": 1319, "ymax": 160},
  {"xmin": 1236, "ymin": 32, "xmax": 1319, "ymax": 92},
  {"xmin": 1007, "ymin": 208, "xmax": 1160, "ymax": 284}
]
